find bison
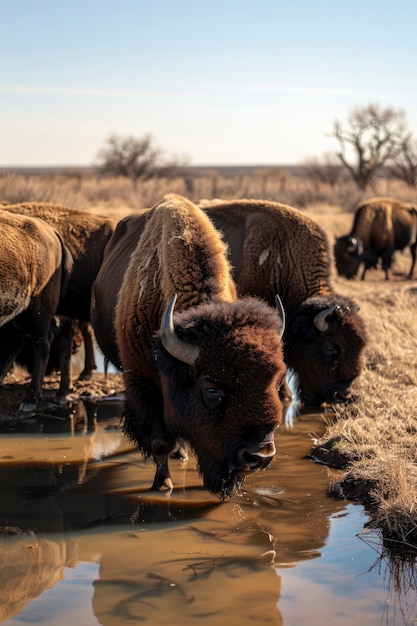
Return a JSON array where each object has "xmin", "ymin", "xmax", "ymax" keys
[
  {"xmin": 0, "ymin": 210, "xmax": 73, "ymax": 410},
  {"xmin": 199, "ymin": 199, "xmax": 367, "ymax": 407},
  {"xmin": 2, "ymin": 202, "xmax": 116, "ymax": 400},
  {"xmin": 92, "ymin": 194, "xmax": 286, "ymax": 497},
  {"xmin": 334, "ymin": 196, "xmax": 417, "ymax": 280}
]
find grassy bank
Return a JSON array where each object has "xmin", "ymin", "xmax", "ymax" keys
[{"xmin": 312, "ymin": 279, "xmax": 417, "ymax": 546}]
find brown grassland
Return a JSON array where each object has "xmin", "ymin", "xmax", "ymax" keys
[{"xmin": 1, "ymin": 169, "xmax": 416, "ymax": 547}]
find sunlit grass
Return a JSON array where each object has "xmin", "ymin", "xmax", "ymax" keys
[{"xmin": 313, "ymin": 286, "xmax": 417, "ymax": 543}]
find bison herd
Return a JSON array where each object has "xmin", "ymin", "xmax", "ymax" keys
[{"xmin": 0, "ymin": 193, "xmax": 414, "ymax": 496}]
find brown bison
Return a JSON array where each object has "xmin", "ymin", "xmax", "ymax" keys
[
  {"xmin": 92, "ymin": 194, "xmax": 286, "ymax": 497},
  {"xmin": 200, "ymin": 199, "xmax": 367, "ymax": 407},
  {"xmin": 334, "ymin": 196, "xmax": 417, "ymax": 280},
  {"xmin": 2, "ymin": 202, "xmax": 116, "ymax": 400},
  {"xmin": 0, "ymin": 210, "xmax": 73, "ymax": 410}
]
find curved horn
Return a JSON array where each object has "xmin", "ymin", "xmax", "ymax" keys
[
  {"xmin": 275, "ymin": 294, "xmax": 286, "ymax": 340},
  {"xmin": 313, "ymin": 305, "xmax": 339, "ymax": 333},
  {"xmin": 160, "ymin": 294, "xmax": 200, "ymax": 365},
  {"xmin": 347, "ymin": 236, "xmax": 358, "ymax": 253}
]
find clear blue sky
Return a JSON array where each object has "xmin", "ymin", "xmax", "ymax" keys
[{"xmin": 2, "ymin": 0, "xmax": 417, "ymax": 166}]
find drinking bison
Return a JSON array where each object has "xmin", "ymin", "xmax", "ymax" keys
[
  {"xmin": 334, "ymin": 196, "xmax": 417, "ymax": 280},
  {"xmin": 92, "ymin": 194, "xmax": 286, "ymax": 497},
  {"xmin": 200, "ymin": 199, "xmax": 367, "ymax": 407}
]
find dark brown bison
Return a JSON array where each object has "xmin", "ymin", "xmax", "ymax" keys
[
  {"xmin": 92, "ymin": 194, "xmax": 286, "ymax": 497},
  {"xmin": 200, "ymin": 199, "xmax": 367, "ymax": 407},
  {"xmin": 334, "ymin": 196, "xmax": 417, "ymax": 280},
  {"xmin": 0, "ymin": 210, "xmax": 73, "ymax": 410},
  {"xmin": 2, "ymin": 202, "xmax": 116, "ymax": 400}
]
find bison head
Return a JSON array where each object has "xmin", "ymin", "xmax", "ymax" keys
[
  {"xmin": 153, "ymin": 295, "xmax": 286, "ymax": 498},
  {"xmin": 285, "ymin": 295, "xmax": 367, "ymax": 407},
  {"xmin": 334, "ymin": 235, "xmax": 364, "ymax": 278}
]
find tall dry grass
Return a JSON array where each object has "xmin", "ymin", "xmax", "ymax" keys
[
  {"xmin": 1, "ymin": 169, "xmax": 417, "ymax": 545},
  {"xmin": 1, "ymin": 169, "xmax": 415, "ymax": 218}
]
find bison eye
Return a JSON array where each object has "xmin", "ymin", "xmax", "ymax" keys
[{"xmin": 200, "ymin": 379, "xmax": 226, "ymax": 409}]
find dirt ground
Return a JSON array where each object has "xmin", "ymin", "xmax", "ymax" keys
[{"xmin": 0, "ymin": 369, "xmax": 125, "ymax": 430}]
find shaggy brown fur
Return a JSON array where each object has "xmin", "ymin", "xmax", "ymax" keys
[
  {"xmin": 96, "ymin": 194, "xmax": 285, "ymax": 497},
  {"xmin": 334, "ymin": 196, "xmax": 417, "ymax": 280},
  {"xmin": 201, "ymin": 199, "xmax": 367, "ymax": 407},
  {"xmin": 2, "ymin": 202, "xmax": 116, "ymax": 398},
  {"xmin": 202, "ymin": 199, "xmax": 333, "ymax": 312},
  {"xmin": 0, "ymin": 210, "xmax": 72, "ymax": 409}
]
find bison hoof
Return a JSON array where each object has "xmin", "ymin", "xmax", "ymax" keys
[
  {"xmin": 78, "ymin": 370, "xmax": 93, "ymax": 381},
  {"xmin": 151, "ymin": 476, "xmax": 174, "ymax": 492},
  {"xmin": 55, "ymin": 393, "xmax": 71, "ymax": 406}
]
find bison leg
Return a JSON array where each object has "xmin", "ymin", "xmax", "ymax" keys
[
  {"xmin": 381, "ymin": 249, "xmax": 394, "ymax": 280},
  {"xmin": 21, "ymin": 335, "xmax": 51, "ymax": 409},
  {"xmin": 20, "ymin": 273, "xmax": 61, "ymax": 411},
  {"xmin": 149, "ymin": 431, "xmax": 175, "ymax": 491},
  {"xmin": 78, "ymin": 321, "xmax": 97, "ymax": 380},
  {"xmin": 409, "ymin": 243, "xmax": 417, "ymax": 279},
  {"xmin": 151, "ymin": 453, "xmax": 174, "ymax": 492},
  {"xmin": 55, "ymin": 317, "xmax": 75, "ymax": 403},
  {"xmin": 123, "ymin": 377, "xmax": 175, "ymax": 491},
  {"xmin": 20, "ymin": 320, "xmax": 53, "ymax": 412},
  {"xmin": 0, "ymin": 323, "xmax": 25, "ymax": 383}
]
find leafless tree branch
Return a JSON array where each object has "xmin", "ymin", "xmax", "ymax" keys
[{"xmin": 331, "ymin": 103, "xmax": 408, "ymax": 190}]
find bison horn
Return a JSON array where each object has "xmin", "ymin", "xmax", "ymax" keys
[
  {"xmin": 275, "ymin": 294, "xmax": 286, "ymax": 340},
  {"xmin": 313, "ymin": 305, "xmax": 339, "ymax": 333},
  {"xmin": 160, "ymin": 294, "xmax": 200, "ymax": 365},
  {"xmin": 347, "ymin": 237, "xmax": 358, "ymax": 252}
]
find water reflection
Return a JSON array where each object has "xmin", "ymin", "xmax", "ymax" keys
[
  {"xmin": 0, "ymin": 402, "xmax": 416, "ymax": 625},
  {"xmin": 358, "ymin": 531, "xmax": 417, "ymax": 625}
]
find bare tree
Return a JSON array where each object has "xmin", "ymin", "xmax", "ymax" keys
[
  {"xmin": 389, "ymin": 134, "xmax": 417, "ymax": 188},
  {"xmin": 332, "ymin": 103, "xmax": 407, "ymax": 190},
  {"xmin": 302, "ymin": 152, "xmax": 343, "ymax": 188},
  {"xmin": 95, "ymin": 133, "xmax": 187, "ymax": 187}
]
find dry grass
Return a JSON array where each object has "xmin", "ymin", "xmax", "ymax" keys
[
  {"xmin": 1, "ymin": 169, "xmax": 417, "ymax": 544},
  {"xmin": 313, "ymin": 283, "xmax": 417, "ymax": 544}
]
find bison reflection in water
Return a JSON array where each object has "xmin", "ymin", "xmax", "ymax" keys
[{"xmin": 92, "ymin": 194, "xmax": 286, "ymax": 498}]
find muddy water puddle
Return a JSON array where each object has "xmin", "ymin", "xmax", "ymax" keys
[{"xmin": 0, "ymin": 403, "xmax": 416, "ymax": 625}]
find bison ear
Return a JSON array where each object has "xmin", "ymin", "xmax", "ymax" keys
[{"xmin": 275, "ymin": 294, "xmax": 285, "ymax": 340}]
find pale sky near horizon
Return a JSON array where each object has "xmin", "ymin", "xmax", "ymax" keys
[{"xmin": 2, "ymin": 0, "xmax": 417, "ymax": 167}]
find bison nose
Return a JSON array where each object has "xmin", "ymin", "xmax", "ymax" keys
[
  {"xmin": 325, "ymin": 383, "xmax": 352, "ymax": 404},
  {"xmin": 231, "ymin": 442, "xmax": 276, "ymax": 474}
]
